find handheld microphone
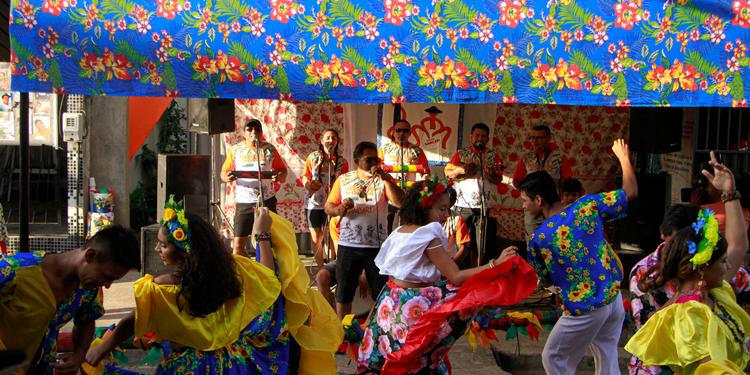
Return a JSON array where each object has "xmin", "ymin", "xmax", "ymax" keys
[{"xmin": 474, "ymin": 142, "xmax": 485, "ymax": 150}]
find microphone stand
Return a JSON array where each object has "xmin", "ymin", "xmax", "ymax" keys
[
  {"xmin": 255, "ymin": 136, "xmax": 265, "ymax": 209},
  {"xmin": 476, "ymin": 145, "xmax": 487, "ymax": 268}
]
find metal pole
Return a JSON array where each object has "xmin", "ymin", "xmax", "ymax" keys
[{"xmin": 19, "ymin": 93, "xmax": 29, "ymax": 251}]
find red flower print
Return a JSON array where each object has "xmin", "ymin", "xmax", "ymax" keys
[
  {"xmin": 384, "ymin": 0, "xmax": 412, "ymax": 26},
  {"xmin": 498, "ymin": 0, "xmax": 525, "ymax": 28},
  {"xmin": 270, "ymin": 0, "xmax": 296, "ymax": 23},
  {"xmin": 42, "ymin": 0, "xmax": 68, "ymax": 16},
  {"xmin": 614, "ymin": 1, "xmax": 641, "ymax": 30},
  {"xmin": 515, "ymin": 118, "xmax": 524, "ymax": 127},
  {"xmin": 505, "ymin": 136, "xmax": 515, "ymax": 145},
  {"xmin": 733, "ymin": 0, "xmax": 750, "ymax": 28},
  {"xmin": 299, "ymin": 135, "xmax": 311, "ymax": 144}
]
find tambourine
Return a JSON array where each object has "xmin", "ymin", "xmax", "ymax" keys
[{"xmin": 383, "ymin": 164, "xmax": 426, "ymax": 173}]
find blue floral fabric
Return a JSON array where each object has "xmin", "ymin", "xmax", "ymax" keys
[
  {"xmin": 527, "ymin": 189, "xmax": 627, "ymax": 316},
  {"xmin": 7, "ymin": 0, "xmax": 750, "ymax": 106}
]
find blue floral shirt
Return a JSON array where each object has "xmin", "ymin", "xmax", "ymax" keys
[
  {"xmin": 527, "ymin": 189, "xmax": 628, "ymax": 316},
  {"xmin": 0, "ymin": 252, "xmax": 104, "ymax": 372}
]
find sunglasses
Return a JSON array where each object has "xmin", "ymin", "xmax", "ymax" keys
[
  {"xmin": 394, "ymin": 128, "xmax": 411, "ymax": 133},
  {"xmin": 365, "ymin": 156, "xmax": 381, "ymax": 164}
]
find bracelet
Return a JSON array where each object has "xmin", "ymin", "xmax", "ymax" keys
[
  {"xmin": 722, "ymin": 190, "xmax": 742, "ymax": 203},
  {"xmin": 254, "ymin": 231, "xmax": 272, "ymax": 242}
]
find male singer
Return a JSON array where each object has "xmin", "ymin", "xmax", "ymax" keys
[
  {"xmin": 378, "ymin": 119, "xmax": 431, "ymax": 231},
  {"xmin": 512, "ymin": 124, "xmax": 573, "ymax": 240},
  {"xmin": 445, "ymin": 122, "xmax": 505, "ymax": 268}
]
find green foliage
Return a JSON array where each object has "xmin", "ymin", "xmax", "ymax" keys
[
  {"xmin": 673, "ymin": 5, "xmax": 708, "ymax": 30},
  {"xmin": 228, "ymin": 42, "xmax": 262, "ymax": 67},
  {"xmin": 684, "ymin": 50, "xmax": 718, "ymax": 77},
  {"xmin": 9, "ymin": 36, "xmax": 32, "ymax": 60},
  {"xmin": 569, "ymin": 50, "xmax": 601, "ymax": 75},
  {"xmin": 328, "ymin": 0, "xmax": 363, "ymax": 26},
  {"xmin": 442, "ymin": 0, "xmax": 477, "ymax": 27},
  {"xmin": 456, "ymin": 48, "xmax": 488, "ymax": 74},
  {"xmin": 130, "ymin": 144, "xmax": 157, "ymax": 231},
  {"xmin": 115, "ymin": 40, "xmax": 148, "ymax": 66},
  {"xmin": 556, "ymin": 1, "xmax": 592, "ymax": 29},
  {"xmin": 100, "ymin": 0, "xmax": 133, "ymax": 19},
  {"xmin": 48, "ymin": 60, "xmax": 63, "ymax": 87},
  {"xmin": 341, "ymin": 46, "xmax": 374, "ymax": 71},
  {"xmin": 214, "ymin": 0, "xmax": 248, "ymax": 22},
  {"xmin": 157, "ymin": 101, "xmax": 188, "ymax": 153},
  {"xmin": 275, "ymin": 66, "xmax": 291, "ymax": 93},
  {"xmin": 729, "ymin": 72, "xmax": 744, "ymax": 101}
]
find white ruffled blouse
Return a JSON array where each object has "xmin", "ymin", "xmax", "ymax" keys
[{"xmin": 374, "ymin": 222, "xmax": 452, "ymax": 283}]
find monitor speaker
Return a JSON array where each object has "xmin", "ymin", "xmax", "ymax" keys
[
  {"xmin": 141, "ymin": 224, "xmax": 178, "ymax": 276},
  {"xmin": 614, "ymin": 173, "xmax": 671, "ymax": 254},
  {"xmin": 187, "ymin": 98, "xmax": 236, "ymax": 134},
  {"xmin": 157, "ymin": 154, "xmax": 211, "ymax": 223},
  {"xmin": 629, "ymin": 107, "xmax": 683, "ymax": 154}
]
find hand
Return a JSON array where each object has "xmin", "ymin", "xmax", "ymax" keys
[
  {"xmin": 308, "ymin": 180, "xmax": 323, "ymax": 192},
  {"xmin": 358, "ymin": 272, "xmax": 370, "ymax": 299},
  {"xmin": 338, "ymin": 198, "xmax": 354, "ymax": 216},
  {"xmin": 271, "ymin": 173, "xmax": 280, "ymax": 183},
  {"xmin": 611, "ymin": 139, "xmax": 630, "ymax": 162},
  {"xmin": 226, "ymin": 171, "xmax": 237, "ymax": 182},
  {"xmin": 85, "ymin": 345, "xmax": 106, "ymax": 367},
  {"xmin": 495, "ymin": 246, "xmax": 519, "ymax": 265},
  {"xmin": 702, "ymin": 151, "xmax": 735, "ymax": 194},
  {"xmin": 370, "ymin": 166, "xmax": 387, "ymax": 179},
  {"xmin": 253, "ymin": 207, "xmax": 272, "ymax": 233},
  {"xmin": 50, "ymin": 352, "xmax": 85, "ymax": 375}
]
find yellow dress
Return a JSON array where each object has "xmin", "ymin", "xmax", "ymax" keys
[{"xmin": 625, "ymin": 281, "xmax": 750, "ymax": 374}]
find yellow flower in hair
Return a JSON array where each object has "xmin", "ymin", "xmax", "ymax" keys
[
  {"xmin": 177, "ymin": 211, "xmax": 187, "ymax": 226},
  {"xmin": 163, "ymin": 208, "xmax": 177, "ymax": 222},
  {"xmin": 173, "ymin": 228, "xmax": 186, "ymax": 241}
]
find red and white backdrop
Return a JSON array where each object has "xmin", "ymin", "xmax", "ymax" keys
[
  {"xmin": 220, "ymin": 99, "xmax": 346, "ymax": 237},
  {"xmin": 490, "ymin": 105, "xmax": 630, "ymax": 241}
]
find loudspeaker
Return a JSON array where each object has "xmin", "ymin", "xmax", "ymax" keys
[
  {"xmin": 187, "ymin": 98, "xmax": 236, "ymax": 134},
  {"xmin": 140, "ymin": 224, "xmax": 178, "ymax": 276},
  {"xmin": 157, "ymin": 154, "xmax": 211, "ymax": 222},
  {"xmin": 629, "ymin": 107, "xmax": 683, "ymax": 154},
  {"xmin": 614, "ymin": 173, "xmax": 671, "ymax": 254}
]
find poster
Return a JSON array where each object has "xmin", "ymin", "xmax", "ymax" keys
[
  {"xmin": 380, "ymin": 104, "xmax": 462, "ymax": 166},
  {"xmin": 31, "ymin": 115, "xmax": 52, "ymax": 144},
  {"xmin": 0, "ymin": 112, "xmax": 14, "ymax": 141}
]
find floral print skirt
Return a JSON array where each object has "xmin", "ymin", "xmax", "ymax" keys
[
  {"xmin": 356, "ymin": 280, "xmax": 480, "ymax": 374},
  {"xmin": 155, "ymin": 294, "xmax": 290, "ymax": 375}
]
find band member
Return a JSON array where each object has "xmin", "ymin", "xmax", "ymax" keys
[
  {"xmin": 513, "ymin": 124, "xmax": 573, "ymax": 240},
  {"xmin": 325, "ymin": 141, "xmax": 404, "ymax": 320},
  {"xmin": 379, "ymin": 119, "xmax": 431, "ymax": 231},
  {"xmin": 303, "ymin": 128, "xmax": 349, "ymax": 265},
  {"xmin": 445, "ymin": 123, "xmax": 505, "ymax": 269},
  {"xmin": 220, "ymin": 119, "xmax": 287, "ymax": 256}
]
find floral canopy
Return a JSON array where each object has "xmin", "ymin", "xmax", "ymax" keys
[{"xmin": 8, "ymin": 0, "xmax": 750, "ymax": 106}]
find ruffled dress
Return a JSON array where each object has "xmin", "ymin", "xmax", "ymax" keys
[
  {"xmin": 625, "ymin": 281, "xmax": 750, "ymax": 374},
  {"xmin": 357, "ymin": 223, "xmax": 538, "ymax": 374}
]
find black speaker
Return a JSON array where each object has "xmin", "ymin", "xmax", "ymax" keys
[
  {"xmin": 157, "ymin": 154, "xmax": 211, "ymax": 223},
  {"xmin": 188, "ymin": 99, "xmax": 236, "ymax": 134},
  {"xmin": 614, "ymin": 173, "xmax": 671, "ymax": 254},
  {"xmin": 141, "ymin": 224, "xmax": 178, "ymax": 276},
  {"xmin": 629, "ymin": 107, "xmax": 683, "ymax": 154}
]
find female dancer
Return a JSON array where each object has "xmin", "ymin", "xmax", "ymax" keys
[
  {"xmin": 626, "ymin": 207, "xmax": 750, "ymax": 374},
  {"xmin": 86, "ymin": 197, "xmax": 289, "ymax": 374},
  {"xmin": 302, "ymin": 128, "xmax": 349, "ymax": 265},
  {"xmin": 357, "ymin": 178, "xmax": 537, "ymax": 374}
]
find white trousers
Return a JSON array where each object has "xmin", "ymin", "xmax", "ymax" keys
[{"xmin": 542, "ymin": 293, "xmax": 625, "ymax": 375}]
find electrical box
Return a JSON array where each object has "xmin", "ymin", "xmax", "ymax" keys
[{"xmin": 62, "ymin": 112, "xmax": 84, "ymax": 142}]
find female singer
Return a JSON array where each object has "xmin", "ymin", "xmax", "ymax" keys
[{"xmin": 303, "ymin": 129, "xmax": 349, "ymax": 265}]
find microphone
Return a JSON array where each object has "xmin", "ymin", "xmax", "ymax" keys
[
  {"xmin": 210, "ymin": 201, "xmax": 221, "ymax": 206},
  {"xmin": 474, "ymin": 142, "xmax": 485, "ymax": 150}
]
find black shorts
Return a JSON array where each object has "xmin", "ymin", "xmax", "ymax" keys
[
  {"xmin": 307, "ymin": 209, "xmax": 328, "ymax": 228},
  {"xmin": 234, "ymin": 197, "xmax": 277, "ymax": 237},
  {"xmin": 335, "ymin": 245, "xmax": 386, "ymax": 303}
]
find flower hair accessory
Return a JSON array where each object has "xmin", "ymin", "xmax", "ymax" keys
[
  {"xmin": 161, "ymin": 195, "xmax": 191, "ymax": 252},
  {"xmin": 417, "ymin": 177, "xmax": 453, "ymax": 208},
  {"xmin": 688, "ymin": 209, "xmax": 719, "ymax": 268}
]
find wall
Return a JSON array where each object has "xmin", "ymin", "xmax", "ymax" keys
[{"xmin": 85, "ymin": 96, "xmax": 129, "ymax": 226}]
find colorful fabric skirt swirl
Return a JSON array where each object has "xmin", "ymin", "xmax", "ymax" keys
[
  {"xmin": 155, "ymin": 293, "xmax": 290, "ymax": 375},
  {"xmin": 356, "ymin": 256, "xmax": 538, "ymax": 375}
]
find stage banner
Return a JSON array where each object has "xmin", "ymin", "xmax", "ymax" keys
[
  {"xmin": 8, "ymin": 0, "xmax": 750, "ymax": 107},
  {"xmin": 220, "ymin": 99, "xmax": 345, "ymax": 236},
  {"xmin": 491, "ymin": 104, "xmax": 630, "ymax": 241},
  {"xmin": 380, "ymin": 103, "xmax": 461, "ymax": 166}
]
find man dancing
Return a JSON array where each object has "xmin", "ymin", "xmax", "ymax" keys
[
  {"xmin": 518, "ymin": 139, "xmax": 636, "ymax": 375},
  {"xmin": 220, "ymin": 119, "xmax": 287, "ymax": 256}
]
